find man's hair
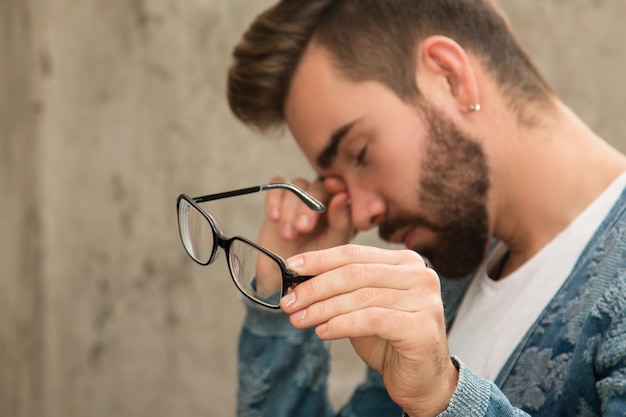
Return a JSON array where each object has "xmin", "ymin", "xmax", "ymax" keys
[{"xmin": 227, "ymin": 0, "xmax": 553, "ymax": 132}]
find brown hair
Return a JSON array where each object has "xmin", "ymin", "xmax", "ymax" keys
[{"xmin": 227, "ymin": 0, "xmax": 553, "ymax": 132}]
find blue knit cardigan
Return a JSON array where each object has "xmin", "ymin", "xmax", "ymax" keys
[{"xmin": 237, "ymin": 189, "xmax": 626, "ymax": 417}]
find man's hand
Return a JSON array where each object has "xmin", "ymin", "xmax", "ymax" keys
[
  {"xmin": 254, "ymin": 176, "xmax": 355, "ymax": 296},
  {"xmin": 280, "ymin": 244, "xmax": 459, "ymax": 416}
]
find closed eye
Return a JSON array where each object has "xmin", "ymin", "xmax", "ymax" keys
[{"xmin": 354, "ymin": 145, "xmax": 368, "ymax": 166}]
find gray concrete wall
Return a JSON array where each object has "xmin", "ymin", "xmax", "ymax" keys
[{"xmin": 1, "ymin": 1, "xmax": 624, "ymax": 416}]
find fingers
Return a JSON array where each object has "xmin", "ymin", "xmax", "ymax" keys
[
  {"xmin": 265, "ymin": 176, "xmax": 330, "ymax": 239},
  {"xmin": 287, "ymin": 245, "xmax": 427, "ymax": 276},
  {"xmin": 265, "ymin": 176, "xmax": 354, "ymax": 243},
  {"xmin": 322, "ymin": 176, "xmax": 348, "ymax": 195},
  {"xmin": 277, "ymin": 242, "xmax": 455, "ymax": 416},
  {"xmin": 283, "ymin": 260, "xmax": 439, "ymax": 315},
  {"xmin": 314, "ymin": 306, "xmax": 438, "ymax": 343},
  {"xmin": 324, "ymin": 191, "xmax": 354, "ymax": 243},
  {"xmin": 288, "ymin": 286, "xmax": 422, "ymax": 329},
  {"xmin": 281, "ymin": 246, "xmax": 440, "ymax": 329},
  {"xmin": 256, "ymin": 175, "xmax": 355, "ymax": 298},
  {"xmin": 265, "ymin": 175, "xmax": 287, "ymax": 221},
  {"xmin": 321, "ymin": 176, "xmax": 353, "ymax": 235}
]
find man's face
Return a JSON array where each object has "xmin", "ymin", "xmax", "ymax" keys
[{"xmin": 285, "ymin": 44, "xmax": 491, "ymax": 278}]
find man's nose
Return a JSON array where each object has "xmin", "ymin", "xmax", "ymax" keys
[{"xmin": 349, "ymin": 189, "xmax": 385, "ymax": 231}]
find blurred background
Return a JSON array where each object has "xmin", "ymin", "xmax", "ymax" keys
[{"xmin": 1, "ymin": 1, "xmax": 625, "ymax": 416}]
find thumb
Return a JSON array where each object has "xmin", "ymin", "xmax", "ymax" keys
[{"xmin": 325, "ymin": 192, "xmax": 355, "ymax": 243}]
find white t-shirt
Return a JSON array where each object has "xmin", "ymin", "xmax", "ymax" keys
[{"xmin": 447, "ymin": 171, "xmax": 626, "ymax": 381}]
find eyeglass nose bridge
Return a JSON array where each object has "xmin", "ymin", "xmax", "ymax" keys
[{"xmin": 203, "ymin": 211, "xmax": 232, "ymax": 266}]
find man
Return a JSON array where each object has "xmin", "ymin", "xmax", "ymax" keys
[{"xmin": 227, "ymin": 0, "xmax": 626, "ymax": 416}]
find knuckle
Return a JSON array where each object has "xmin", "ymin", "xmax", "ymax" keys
[
  {"xmin": 423, "ymin": 267, "xmax": 442, "ymax": 291},
  {"xmin": 399, "ymin": 248, "xmax": 425, "ymax": 265},
  {"xmin": 355, "ymin": 287, "xmax": 377, "ymax": 306},
  {"xmin": 313, "ymin": 299, "xmax": 329, "ymax": 317},
  {"xmin": 341, "ymin": 243, "xmax": 364, "ymax": 259},
  {"xmin": 413, "ymin": 315, "xmax": 440, "ymax": 346},
  {"xmin": 364, "ymin": 307, "xmax": 390, "ymax": 328},
  {"xmin": 298, "ymin": 279, "xmax": 316, "ymax": 298},
  {"xmin": 343, "ymin": 262, "xmax": 364, "ymax": 281},
  {"xmin": 356, "ymin": 287, "xmax": 400, "ymax": 308},
  {"xmin": 306, "ymin": 250, "xmax": 322, "ymax": 266},
  {"xmin": 424, "ymin": 286, "xmax": 444, "ymax": 309}
]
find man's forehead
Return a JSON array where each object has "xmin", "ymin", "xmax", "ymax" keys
[{"xmin": 283, "ymin": 45, "xmax": 345, "ymax": 160}]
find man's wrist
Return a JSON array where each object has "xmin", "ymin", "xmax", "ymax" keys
[{"xmin": 402, "ymin": 357, "xmax": 460, "ymax": 417}]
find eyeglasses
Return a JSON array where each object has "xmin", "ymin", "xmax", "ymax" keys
[{"xmin": 177, "ymin": 183, "xmax": 326, "ymax": 309}]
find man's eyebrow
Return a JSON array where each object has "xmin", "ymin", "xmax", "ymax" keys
[{"xmin": 315, "ymin": 121, "xmax": 358, "ymax": 169}]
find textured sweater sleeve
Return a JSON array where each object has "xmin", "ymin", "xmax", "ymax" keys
[
  {"xmin": 237, "ymin": 296, "xmax": 402, "ymax": 417},
  {"xmin": 437, "ymin": 358, "xmax": 528, "ymax": 417},
  {"xmin": 236, "ymin": 298, "xmax": 530, "ymax": 417},
  {"xmin": 237, "ymin": 297, "xmax": 334, "ymax": 417}
]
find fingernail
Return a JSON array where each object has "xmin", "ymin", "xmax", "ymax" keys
[
  {"xmin": 287, "ymin": 255, "xmax": 304, "ymax": 269},
  {"xmin": 270, "ymin": 207, "xmax": 280, "ymax": 220},
  {"xmin": 282, "ymin": 291, "xmax": 296, "ymax": 308}
]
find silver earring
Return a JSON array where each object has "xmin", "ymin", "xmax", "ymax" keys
[{"xmin": 468, "ymin": 103, "xmax": 481, "ymax": 112}]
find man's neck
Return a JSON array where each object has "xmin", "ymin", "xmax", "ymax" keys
[{"xmin": 491, "ymin": 100, "xmax": 626, "ymax": 278}]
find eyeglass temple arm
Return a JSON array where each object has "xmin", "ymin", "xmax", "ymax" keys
[
  {"xmin": 289, "ymin": 275, "xmax": 315, "ymax": 284},
  {"xmin": 283, "ymin": 274, "xmax": 315, "ymax": 294},
  {"xmin": 193, "ymin": 183, "xmax": 326, "ymax": 212}
]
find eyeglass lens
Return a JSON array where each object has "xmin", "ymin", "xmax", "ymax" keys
[
  {"xmin": 178, "ymin": 198, "xmax": 285, "ymax": 307},
  {"xmin": 228, "ymin": 239, "xmax": 283, "ymax": 307},
  {"xmin": 178, "ymin": 198, "xmax": 215, "ymax": 264}
]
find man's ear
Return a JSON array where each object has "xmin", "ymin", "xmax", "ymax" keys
[{"xmin": 416, "ymin": 36, "xmax": 480, "ymax": 113}]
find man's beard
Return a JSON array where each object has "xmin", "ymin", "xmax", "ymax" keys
[{"xmin": 379, "ymin": 102, "xmax": 490, "ymax": 278}]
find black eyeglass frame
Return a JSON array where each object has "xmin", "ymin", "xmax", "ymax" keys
[{"xmin": 177, "ymin": 183, "xmax": 326, "ymax": 309}]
